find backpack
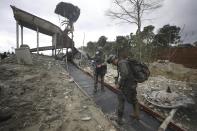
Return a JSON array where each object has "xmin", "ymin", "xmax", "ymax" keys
[{"xmin": 127, "ymin": 59, "xmax": 150, "ymax": 83}]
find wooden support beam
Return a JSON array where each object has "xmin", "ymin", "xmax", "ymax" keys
[
  {"xmin": 52, "ymin": 33, "xmax": 56, "ymax": 56},
  {"xmin": 71, "ymin": 32, "xmax": 74, "ymax": 58},
  {"xmin": 65, "ymin": 48, "xmax": 69, "ymax": 71},
  {"xmin": 158, "ymin": 108, "xmax": 178, "ymax": 131},
  {"xmin": 30, "ymin": 46, "xmax": 55, "ymax": 52},
  {"xmin": 55, "ymin": 46, "xmax": 56, "ymax": 56},
  {"xmin": 37, "ymin": 27, "xmax": 39, "ymax": 54},
  {"xmin": 21, "ymin": 25, "xmax": 23, "ymax": 46},
  {"xmin": 52, "ymin": 50, "xmax": 54, "ymax": 56},
  {"xmin": 16, "ymin": 21, "xmax": 19, "ymax": 48}
]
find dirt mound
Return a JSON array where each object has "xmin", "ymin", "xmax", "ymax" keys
[
  {"xmin": 0, "ymin": 54, "xmax": 115, "ymax": 131},
  {"xmin": 149, "ymin": 61, "xmax": 197, "ymax": 83}
]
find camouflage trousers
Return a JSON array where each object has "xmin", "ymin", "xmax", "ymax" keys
[
  {"xmin": 117, "ymin": 84, "xmax": 138, "ymax": 119},
  {"xmin": 94, "ymin": 73, "xmax": 104, "ymax": 91},
  {"xmin": 93, "ymin": 66, "xmax": 106, "ymax": 91}
]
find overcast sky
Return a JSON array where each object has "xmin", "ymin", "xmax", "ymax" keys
[{"xmin": 0, "ymin": 0, "xmax": 197, "ymax": 53}]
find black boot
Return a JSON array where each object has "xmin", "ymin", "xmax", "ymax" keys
[
  {"xmin": 131, "ymin": 102, "xmax": 140, "ymax": 120},
  {"xmin": 93, "ymin": 85, "xmax": 97, "ymax": 93},
  {"xmin": 101, "ymin": 86, "xmax": 105, "ymax": 92},
  {"xmin": 116, "ymin": 111, "xmax": 123, "ymax": 125},
  {"xmin": 101, "ymin": 76, "xmax": 105, "ymax": 92}
]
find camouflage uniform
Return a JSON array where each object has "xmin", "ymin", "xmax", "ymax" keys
[
  {"xmin": 93, "ymin": 50, "xmax": 106, "ymax": 92},
  {"xmin": 117, "ymin": 59, "xmax": 138, "ymax": 121}
]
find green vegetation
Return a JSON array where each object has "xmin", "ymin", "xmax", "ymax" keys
[{"xmin": 82, "ymin": 24, "xmax": 181, "ymax": 63}]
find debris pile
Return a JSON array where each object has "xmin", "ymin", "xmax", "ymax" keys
[
  {"xmin": 138, "ymin": 76, "xmax": 196, "ymax": 131},
  {"xmin": 144, "ymin": 87, "xmax": 194, "ymax": 108}
]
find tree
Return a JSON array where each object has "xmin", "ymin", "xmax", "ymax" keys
[
  {"xmin": 97, "ymin": 36, "xmax": 107, "ymax": 47},
  {"xmin": 141, "ymin": 25, "xmax": 155, "ymax": 45},
  {"xmin": 127, "ymin": 26, "xmax": 155, "ymax": 61},
  {"xmin": 107, "ymin": 0, "xmax": 163, "ymax": 33},
  {"xmin": 86, "ymin": 41, "xmax": 96, "ymax": 55},
  {"xmin": 103, "ymin": 41, "xmax": 115, "ymax": 56},
  {"xmin": 107, "ymin": 0, "xmax": 163, "ymax": 60},
  {"xmin": 113, "ymin": 36, "xmax": 131, "ymax": 57},
  {"xmin": 153, "ymin": 24, "xmax": 181, "ymax": 47},
  {"xmin": 85, "ymin": 36, "xmax": 108, "ymax": 56},
  {"xmin": 139, "ymin": 25, "xmax": 155, "ymax": 62}
]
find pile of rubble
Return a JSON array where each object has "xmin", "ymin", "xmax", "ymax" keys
[{"xmin": 138, "ymin": 76, "xmax": 196, "ymax": 131}]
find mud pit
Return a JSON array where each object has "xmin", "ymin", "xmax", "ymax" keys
[{"xmin": 0, "ymin": 54, "xmax": 115, "ymax": 131}]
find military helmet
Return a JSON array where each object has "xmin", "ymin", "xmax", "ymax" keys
[{"xmin": 107, "ymin": 54, "xmax": 117, "ymax": 64}]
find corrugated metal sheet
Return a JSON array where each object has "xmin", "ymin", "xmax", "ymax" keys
[{"xmin": 11, "ymin": 5, "xmax": 62, "ymax": 36}]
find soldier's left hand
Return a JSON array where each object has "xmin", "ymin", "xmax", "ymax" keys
[{"xmin": 97, "ymin": 64, "xmax": 101, "ymax": 68}]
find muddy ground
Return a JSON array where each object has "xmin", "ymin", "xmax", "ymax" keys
[
  {"xmin": 0, "ymin": 54, "xmax": 116, "ymax": 131},
  {"xmin": 82, "ymin": 61, "xmax": 197, "ymax": 131}
]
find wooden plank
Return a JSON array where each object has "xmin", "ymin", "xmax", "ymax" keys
[
  {"xmin": 158, "ymin": 108, "xmax": 178, "ymax": 131},
  {"xmin": 30, "ymin": 46, "xmax": 55, "ymax": 52}
]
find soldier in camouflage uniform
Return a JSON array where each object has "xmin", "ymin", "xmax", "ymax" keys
[
  {"xmin": 107, "ymin": 54, "xmax": 140, "ymax": 125},
  {"xmin": 92, "ymin": 47, "xmax": 107, "ymax": 93}
]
